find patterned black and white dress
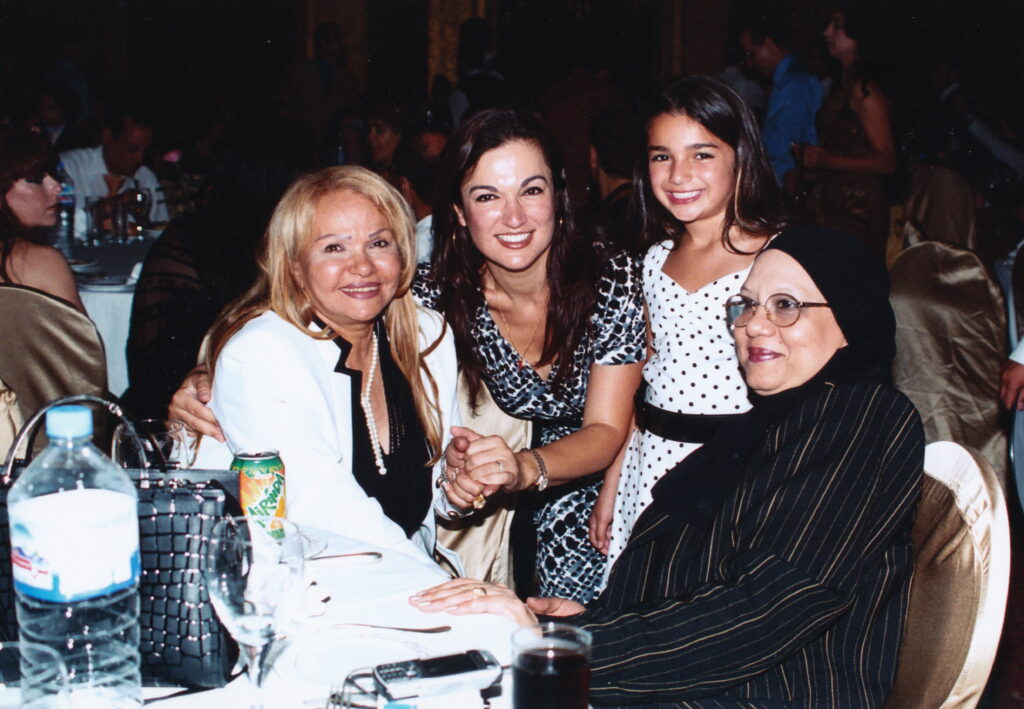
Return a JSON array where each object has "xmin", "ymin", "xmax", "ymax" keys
[
  {"xmin": 604, "ymin": 241, "xmax": 753, "ymax": 582},
  {"xmin": 414, "ymin": 251, "xmax": 646, "ymax": 603}
]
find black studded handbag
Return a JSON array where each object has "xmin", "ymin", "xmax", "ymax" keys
[{"xmin": 0, "ymin": 395, "xmax": 241, "ymax": 688}]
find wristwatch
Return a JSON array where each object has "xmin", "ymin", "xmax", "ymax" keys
[{"xmin": 522, "ymin": 448, "xmax": 549, "ymax": 491}]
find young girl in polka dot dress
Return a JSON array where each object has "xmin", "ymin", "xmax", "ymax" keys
[{"xmin": 590, "ymin": 77, "xmax": 788, "ymax": 579}]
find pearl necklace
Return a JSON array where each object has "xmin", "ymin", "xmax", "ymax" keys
[{"xmin": 359, "ymin": 332, "xmax": 387, "ymax": 476}]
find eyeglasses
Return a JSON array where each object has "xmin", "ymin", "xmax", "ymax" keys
[{"xmin": 724, "ymin": 293, "xmax": 831, "ymax": 328}]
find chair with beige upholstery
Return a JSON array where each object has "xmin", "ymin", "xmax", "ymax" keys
[
  {"xmin": 890, "ymin": 241, "xmax": 1009, "ymax": 489},
  {"xmin": 904, "ymin": 164, "xmax": 977, "ymax": 251},
  {"xmin": 436, "ymin": 373, "xmax": 531, "ymax": 589},
  {"xmin": 885, "ymin": 441, "xmax": 1011, "ymax": 709},
  {"xmin": 0, "ymin": 283, "xmax": 108, "ymax": 455}
]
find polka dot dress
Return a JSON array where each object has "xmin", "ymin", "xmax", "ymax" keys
[{"xmin": 603, "ymin": 241, "xmax": 753, "ymax": 583}]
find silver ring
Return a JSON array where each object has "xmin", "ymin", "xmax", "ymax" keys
[
  {"xmin": 471, "ymin": 587, "xmax": 487, "ymax": 598},
  {"xmin": 497, "ymin": 459, "xmax": 504, "ymax": 474}
]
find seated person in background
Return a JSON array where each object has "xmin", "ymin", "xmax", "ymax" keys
[
  {"xmin": 60, "ymin": 100, "xmax": 168, "ymax": 225},
  {"xmin": 122, "ymin": 118, "xmax": 318, "ymax": 418},
  {"xmin": 387, "ymin": 126, "xmax": 447, "ymax": 264},
  {"xmin": 191, "ymin": 166, "xmax": 460, "ymax": 566},
  {"xmin": 585, "ymin": 107, "xmax": 638, "ymax": 254},
  {"xmin": 413, "ymin": 226, "xmax": 924, "ymax": 708},
  {"xmin": 366, "ymin": 100, "xmax": 408, "ymax": 175},
  {"xmin": 0, "ymin": 127, "xmax": 83, "ymax": 311}
]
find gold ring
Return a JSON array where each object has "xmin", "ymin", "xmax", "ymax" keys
[
  {"xmin": 472, "ymin": 494, "xmax": 486, "ymax": 509},
  {"xmin": 471, "ymin": 586, "xmax": 487, "ymax": 598}
]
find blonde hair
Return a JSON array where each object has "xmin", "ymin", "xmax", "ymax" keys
[{"xmin": 205, "ymin": 166, "xmax": 444, "ymax": 460}]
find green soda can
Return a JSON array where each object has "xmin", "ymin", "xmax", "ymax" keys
[{"xmin": 232, "ymin": 450, "xmax": 286, "ymax": 520}]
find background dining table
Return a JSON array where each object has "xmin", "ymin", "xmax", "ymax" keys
[{"xmin": 72, "ymin": 234, "xmax": 159, "ymax": 397}]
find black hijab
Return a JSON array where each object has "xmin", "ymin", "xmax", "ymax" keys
[{"xmin": 650, "ymin": 226, "xmax": 896, "ymax": 525}]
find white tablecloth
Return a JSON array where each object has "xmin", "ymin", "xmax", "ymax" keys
[
  {"xmin": 0, "ymin": 532, "xmax": 520, "ymax": 708},
  {"xmin": 74, "ymin": 239, "xmax": 157, "ymax": 396}
]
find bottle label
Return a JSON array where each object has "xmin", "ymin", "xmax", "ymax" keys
[{"xmin": 9, "ymin": 489, "xmax": 140, "ymax": 602}]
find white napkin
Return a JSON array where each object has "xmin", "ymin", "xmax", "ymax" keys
[{"xmin": 126, "ymin": 261, "xmax": 144, "ymax": 285}]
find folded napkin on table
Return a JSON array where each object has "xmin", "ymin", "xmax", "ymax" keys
[{"xmin": 127, "ymin": 261, "xmax": 143, "ymax": 285}]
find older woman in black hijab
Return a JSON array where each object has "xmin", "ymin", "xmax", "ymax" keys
[{"xmin": 411, "ymin": 226, "xmax": 924, "ymax": 708}]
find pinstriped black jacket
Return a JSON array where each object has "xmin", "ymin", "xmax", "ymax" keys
[{"xmin": 578, "ymin": 381, "xmax": 923, "ymax": 708}]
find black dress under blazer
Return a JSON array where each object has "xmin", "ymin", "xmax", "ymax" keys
[{"xmin": 578, "ymin": 381, "xmax": 924, "ymax": 708}]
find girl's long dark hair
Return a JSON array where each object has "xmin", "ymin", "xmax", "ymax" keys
[
  {"xmin": 635, "ymin": 76, "xmax": 786, "ymax": 253},
  {"xmin": 0, "ymin": 129, "xmax": 56, "ymax": 283},
  {"xmin": 430, "ymin": 108, "xmax": 598, "ymax": 408}
]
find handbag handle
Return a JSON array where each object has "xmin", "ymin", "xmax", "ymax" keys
[{"xmin": 1, "ymin": 394, "xmax": 155, "ymax": 487}]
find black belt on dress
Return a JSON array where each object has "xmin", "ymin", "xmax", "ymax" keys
[{"xmin": 634, "ymin": 381, "xmax": 745, "ymax": 444}]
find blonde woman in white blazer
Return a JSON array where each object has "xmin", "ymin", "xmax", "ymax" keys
[{"xmin": 192, "ymin": 166, "xmax": 460, "ymax": 569}]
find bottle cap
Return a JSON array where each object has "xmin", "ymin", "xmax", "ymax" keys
[{"xmin": 46, "ymin": 406, "xmax": 93, "ymax": 439}]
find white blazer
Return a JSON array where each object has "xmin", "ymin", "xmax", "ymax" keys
[{"xmin": 193, "ymin": 306, "xmax": 460, "ymax": 570}]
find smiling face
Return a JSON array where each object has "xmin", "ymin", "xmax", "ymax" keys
[
  {"xmin": 733, "ymin": 250, "xmax": 848, "ymax": 396},
  {"xmin": 292, "ymin": 189, "xmax": 402, "ymax": 339},
  {"xmin": 454, "ymin": 139, "xmax": 555, "ymax": 275},
  {"xmin": 647, "ymin": 112, "xmax": 737, "ymax": 233},
  {"xmin": 5, "ymin": 174, "xmax": 60, "ymax": 227}
]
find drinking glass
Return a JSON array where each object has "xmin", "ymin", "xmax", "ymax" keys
[
  {"xmin": 84, "ymin": 196, "xmax": 107, "ymax": 246},
  {"xmin": 112, "ymin": 419, "xmax": 189, "ymax": 469},
  {"xmin": 204, "ymin": 516, "xmax": 305, "ymax": 709},
  {"xmin": 124, "ymin": 189, "xmax": 151, "ymax": 238},
  {"xmin": 0, "ymin": 640, "xmax": 69, "ymax": 708},
  {"xmin": 511, "ymin": 623, "xmax": 591, "ymax": 709}
]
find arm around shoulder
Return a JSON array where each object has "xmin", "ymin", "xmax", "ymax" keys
[{"xmin": 209, "ymin": 316, "xmax": 431, "ymax": 560}]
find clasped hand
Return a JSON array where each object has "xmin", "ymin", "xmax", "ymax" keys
[{"xmin": 441, "ymin": 426, "xmax": 530, "ymax": 509}]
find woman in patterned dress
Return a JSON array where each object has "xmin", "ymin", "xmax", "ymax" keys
[
  {"xmin": 590, "ymin": 76, "xmax": 786, "ymax": 578},
  {"xmin": 423, "ymin": 108, "xmax": 645, "ymax": 604},
  {"xmin": 798, "ymin": 6, "xmax": 896, "ymax": 255},
  {"xmin": 169, "ymin": 110, "xmax": 645, "ymax": 603}
]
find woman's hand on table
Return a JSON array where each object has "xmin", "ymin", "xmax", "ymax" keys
[
  {"xmin": 526, "ymin": 596, "xmax": 587, "ymax": 617},
  {"xmin": 168, "ymin": 367, "xmax": 224, "ymax": 442},
  {"xmin": 409, "ymin": 579, "xmax": 583, "ymax": 627}
]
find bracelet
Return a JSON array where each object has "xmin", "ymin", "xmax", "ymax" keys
[{"xmin": 522, "ymin": 448, "xmax": 549, "ymax": 491}]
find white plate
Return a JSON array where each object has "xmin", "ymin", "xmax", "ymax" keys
[
  {"xmin": 275, "ymin": 628, "xmax": 428, "ymax": 688},
  {"xmin": 78, "ymin": 282, "xmax": 135, "ymax": 292},
  {"xmin": 68, "ymin": 259, "xmax": 100, "ymax": 273}
]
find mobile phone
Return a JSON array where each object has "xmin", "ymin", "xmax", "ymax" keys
[{"xmin": 373, "ymin": 649, "xmax": 502, "ymax": 700}]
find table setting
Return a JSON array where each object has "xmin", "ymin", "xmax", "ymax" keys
[
  {"xmin": 71, "ymin": 218, "xmax": 163, "ymax": 396},
  {"xmin": 135, "ymin": 523, "xmax": 522, "ymax": 709}
]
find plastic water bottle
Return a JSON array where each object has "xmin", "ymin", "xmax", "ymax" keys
[
  {"xmin": 7, "ymin": 406, "xmax": 141, "ymax": 707},
  {"xmin": 49, "ymin": 161, "xmax": 76, "ymax": 256}
]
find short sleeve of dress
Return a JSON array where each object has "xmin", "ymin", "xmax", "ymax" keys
[
  {"xmin": 411, "ymin": 264, "xmax": 440, "ymax": 309},
  {"xmin": 591, "ymin": 251, "xmax": 647, "ymax": 365}
]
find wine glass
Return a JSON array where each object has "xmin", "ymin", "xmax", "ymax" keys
[
  {"xmin": 112, "ymin": 419, "xmax": 189, "ymax": 469},
  {"xmin": 203, "ymin": 516, "xmax": 305, "ymax": 709}
]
